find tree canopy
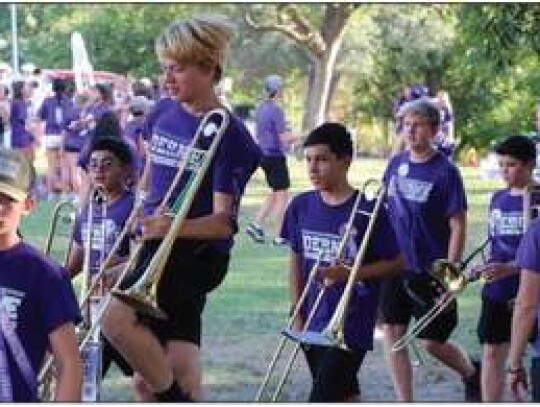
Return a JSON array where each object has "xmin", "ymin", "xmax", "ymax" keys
[{"xmin": 0, "ymin": 3, "xmax": 539, "ymax": 155}]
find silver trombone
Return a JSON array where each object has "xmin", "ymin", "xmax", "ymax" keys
[
  {"xmin": 255, "ymin": 179, "xmax": 385, "ymax": 401},
  {"xmin": 39, "ymin": 186, "xmax": 108, "ymax": 401},
  {"xmin": 43, "ymin": 200, "xmax": 77, "ymax": 266},
  {"xmin": 391, "ymin": 237, "xmax": 490, "ymax": 352}
]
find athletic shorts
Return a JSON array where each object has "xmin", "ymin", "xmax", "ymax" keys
[
  {"xmin": 531, "ymin": 356, "xmax": 540, "ymax": 402},
  {"xmin": 44, "ymin": 134, "xmax": 64, "ymax": 150},
  {"xmin": 260, "ymin": 155, "xmax": 290, "ymax": 191},
  {"xmin": 301, "ymin": 344, "xmax": 365, "ymax": 401},
  {"xmin": 120, "ymin": 239, "xmax": 230, "ymax": 346},
  {"xmin": 477, "ymin": 296, "xmax": 513, "ymax": 344},
  {"xmin": 378, "ymin": 273, "xmax": 457, "ymax": 343}
]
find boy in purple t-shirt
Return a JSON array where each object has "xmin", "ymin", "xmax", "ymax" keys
[
  {"xmin": 66, "ymin": 136, "xmax": 136, "ymax": 382},
  {"xmin": 246, "ymin": 74, "xmax": 295, "ymax": 245},
  {"xmin": 280, "ymin": 122, "xmax": 403, "ymax": 401},
  {"xmin": 510, "ymin": 217, "xmax": 540, "ymax": 401},
  {"xmin": 379, "ymin": 98, "xmax": 480, "ymax": 401},
  {"xmin": 473, "ymin": 135, "xmax": 537, "ymax": 401},
  {"xmin": 0, "ymin": 148, "xmax": 81, "ymax": 401},
  {"xmin": 100, "ymin": 16, "xmax": 261, "ymax": 402}
]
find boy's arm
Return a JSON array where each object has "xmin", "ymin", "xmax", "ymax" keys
[
  {"xmin": 289, "ymin": 252, "xmax": 305, "ymax": 330},
  {"xmin": 49, "ymin": 322, "xmax": 82, "ymax": 402},
  {"xmin": 65, "ymin": 244, "xmax": 84, "ymax": 278},
  {"xmin": 447, "ymin": 211, "xmax": 466, "ymax": 264}
]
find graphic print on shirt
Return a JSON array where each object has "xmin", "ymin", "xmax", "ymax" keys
[
  {"xmin": 0, "ymin": 288, "xmax": 24, "ymax": 327},
  {"xmin": 148, "ymin": 129, "xmax": 206, "ymax": 170}
]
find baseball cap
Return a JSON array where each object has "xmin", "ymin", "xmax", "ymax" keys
[
  {"xmin": 0, "ymin": 148, "xmax": 34, "ymax": 201},
  {"xmin": 265, "ymin": 74, "xmax": 282, "ymax": 94}
]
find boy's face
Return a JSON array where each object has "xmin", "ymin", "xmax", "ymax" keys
[
  {"xmin": 88, "ymin": 150, "xmax": 126, "ymax": 192},
  {"xmin": 497, "ymin": 155, "xmax": 533, "ymax": 188},
  {"xmin": 0, "ymin": 193, "xmax": 34, "ymax": 238},
  {"xmin": 403, "ymin": 113, "xmax": 437, "ymax": 152},
  {"xmin": 304, "ymin": 144, "xmax": 350, "ymax": 192},
  {"xmin": 159, "ymin": 57, "xmax": 214, "ymax": 104}
]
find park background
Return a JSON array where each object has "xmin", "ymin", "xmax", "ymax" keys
[{"xmin": 6, "ymin": 2, "xmax": 540, "ymax": 402}]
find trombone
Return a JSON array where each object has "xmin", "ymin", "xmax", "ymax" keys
[
  {"xmin": 391, "ymin": 237, "xmax": 490, "ymax": 352},
  {"xmin": 39, "ymin": 186, "xmax": 108, "ymax": 401},
  {"xmin": 111, "ymin": 108, "xmax": 229, "ymax": 320},
  {"xmin": 255, "ymin": 179, "xmax": 385, "ymax": 401},
  {"xmin": 43, "ymin": 199, "xmax": 77, "ymax": 266}
]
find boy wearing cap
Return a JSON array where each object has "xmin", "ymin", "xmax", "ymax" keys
[
  {"xmin": 246, "ymin": 74, "xmax": 295, "ymax": 245},
  {"xmin": 0, "ymin": 148, "xmax": 81, "ymax": 401},
  {"xmin": 379, "ymin": 98, "xmax": 480, "ymax": 401},
  {"xmin": 280, "ymin": 122, "xmax": 403, "ymax": 401},
  {"xmin": 475, "ymin": 135, "xmax": 538, "ymax": 401}
]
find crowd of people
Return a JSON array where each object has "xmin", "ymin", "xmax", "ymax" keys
[{"xmin": 2, "ymin": 12, "xmax": 540, "ymax": 404}]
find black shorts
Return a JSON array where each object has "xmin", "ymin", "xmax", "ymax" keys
[
  {"xmin": 260, "ymin": 155, "xmax": 290, "ymax": 191},
  {"xmin": 378, "ymin": 273, "xmax": 457, "ymax": 342},
  {"xmin": 120, "ymin": 239, "xmax": 230, "ymax": 346},
  {"xmin": 477, "ymin": 296, "xmax": 513, "ymax": 344},
  {"xmin": 301, "ymin": 344, "xmax": 365, "ymax": 401}
]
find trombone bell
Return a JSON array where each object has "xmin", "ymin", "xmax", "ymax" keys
[{"xmin": 430, "ymin": 259, "xmax": 466, "ymax": 293}]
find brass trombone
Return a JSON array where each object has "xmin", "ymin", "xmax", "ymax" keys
[
  {"xmin": 255, "ymin": 179, "xmax": 385, "ymax": 401},
  {"xmin": 391, "ymin": 237, "xmax": 490, "ymax": 352},
  {"xmin": 112, "ymin": 108, "xmax": 230, "ymax": 320}
]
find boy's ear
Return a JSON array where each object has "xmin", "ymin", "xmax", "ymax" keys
[{"xmin": 22, "ymin": 197, "xmax": 36, "ymax": 215}]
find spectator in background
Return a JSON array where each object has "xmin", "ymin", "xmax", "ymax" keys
[
  {"xmin": 10, "ymin": 80, "xmax": 35, "ymax": 162},
  {"xmin": 246, "ymin": 74, "xmax": 295, "ymax": 245},
  {"xmin": 0, "ymin": 83, "xmax": 10, "ymax": 147},
  {"xmin": 38, "ymin": 78, "xmax": 75, "ymax": 200},
  {"xmin": 434, "ymin": 90, "xmax": 455, "ymax": 160},
  {"xmin": 123, "ymin": 95, "xmax": 154, "ymax": 177}
]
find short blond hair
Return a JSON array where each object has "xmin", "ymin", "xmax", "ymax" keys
[{"xmin": 155, "ymin": 15, "xmax": 234, "ymax": 81}]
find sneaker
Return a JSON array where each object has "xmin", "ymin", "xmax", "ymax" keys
[
  {"xmin": 271, "ymin": 237, "xmax": 288, "ymax": 246},
  {"xmin": 463, "ymin": 358, "xmax": 481, "ymax": 402},
  {"xmin": 246, "ymin": 222, "xmax": 265, "ymax": 243}
]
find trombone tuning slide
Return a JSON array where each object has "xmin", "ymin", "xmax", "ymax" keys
[{"xmin": 112, "ymin": 290, "xmax": 168, "ymax": 320}]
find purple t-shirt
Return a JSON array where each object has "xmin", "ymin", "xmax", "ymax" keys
[
  {"xmin": 383, "ymin": 151, "xmax": 467, "ymax": 276},
  {"xmin": 37, "ymin": 95, "xmax": 74, "ymax": 135},
  {"xmin": 143, "ymin": 97, "xmax": 176, "ymax": 142},
  {"xmin": 280, "ymin": 190, "xmax": 400, "ymax": 352},
  {"xmin": 0, "ymin": 241, "xmax": 80, "ymax": 401},
  {"xmin": 516, "ymin": 218, "xmax": 540, "ymax": 353},
  {"xmin": 146, "ymin": 103, "xmax": 261, "ymax": 253},
  {"xmin": 255, "ymin": 99, "xmax": 287, "ymax": 156},
  {"xmin": 483, "ymin": 189, "xmax": 524, "ymax": 301},
  {"xmin": 10, "ymin": 100, "xmax": 33, "ymax": 149},
  {"xmin": 73, "ymin": 191, "xmax": 135, "ymax": 272}
]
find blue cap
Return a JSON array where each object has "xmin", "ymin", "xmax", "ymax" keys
[{"xmin": 265, "ymin": 75, "xmax": 282, "ymax": 93}]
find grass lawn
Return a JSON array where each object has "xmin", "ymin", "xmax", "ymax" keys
[{"xmin": 21, "ymin": 156, "xmax": 511, "ymax": 401}]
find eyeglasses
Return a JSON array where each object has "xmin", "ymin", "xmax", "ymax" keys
[{"xmin": 88, "ymin": 158, "xmax": 118, "ymax": 171}]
